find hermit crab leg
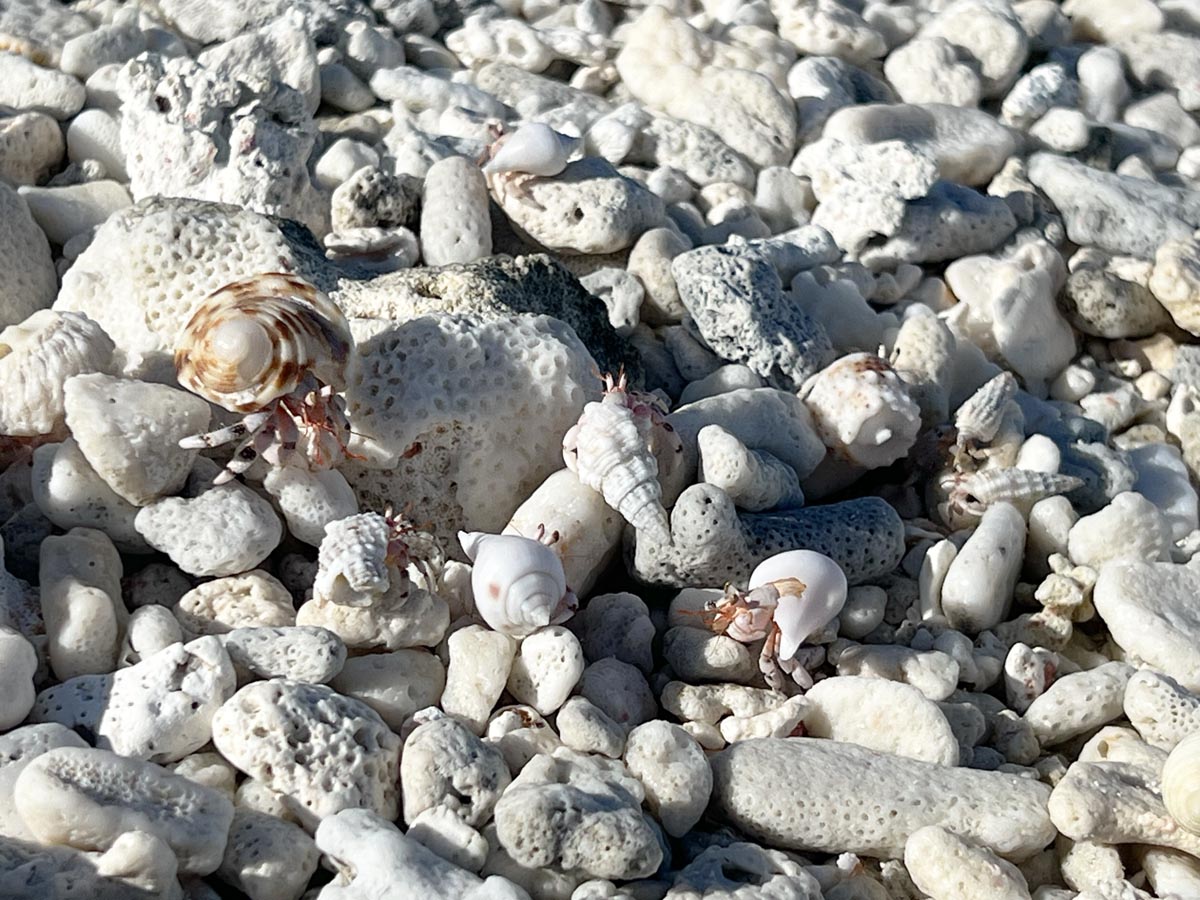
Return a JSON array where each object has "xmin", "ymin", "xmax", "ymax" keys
[{"xmin": 179, "ymin": 410, "xmax": 272, "ymax": 451}]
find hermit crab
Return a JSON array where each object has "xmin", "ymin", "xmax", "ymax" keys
[
  {"xmin": 314, "ymin": 506, "xmax": 444, "ymax": 608},
  {"xmin": 562, "ymin": 370, "xmax": 682, "ymax": 544},
  {"xmin": 697, "ymin": 550, "xmax": 848, "ymax": 690},
  {"xmin": 478, "ymin": 121, "xmax": 582, "ymax": 205},
  {"xmin": 174, "ymin": 273, "xmax": 358, "ymax": 485}
]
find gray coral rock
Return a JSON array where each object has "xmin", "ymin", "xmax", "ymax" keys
[
  {"xmin": 672, "ymin": 244, "xmax": 834, "ymax": 391},
  {"xmin": 629, "ymin": 484, "xmax": 904, "ymax": 588}
]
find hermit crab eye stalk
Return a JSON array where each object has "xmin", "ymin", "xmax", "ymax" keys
[{"xmin": 174, "ymin": 273, "xmax": 358, "ymax": 484}]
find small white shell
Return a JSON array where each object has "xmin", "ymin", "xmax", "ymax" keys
[
  {"xmin": 0, "ymin": 310, "xmax": 117, "ymax": 436},
  {"xmin": 459, "ymin": 531, "xmax": 576, "ymax": 637},
  {"xmin": 314, "ymin": 513, "xmax": 393, "ymax": 607},
  {"xmin": 749, "ymin": 550, "xmax": 848, "ymax": 659},
  {"xmin": 1163, "ymin": 731, "xmax": 1200, "ymax": 834},
  {"xmin": 801, "ymin": 353, "xmax": 922, "ymax": 469},
  {"xmin": 175, "ymin": 272, "xmax": 354, "ymax": 413},
  {"xmin": 483, "ymin": 123, "xmax": 581, "ymax": 177},
  {"xmin": 563, "ymin": 390, "xmax": 670, "ymax": 543}
]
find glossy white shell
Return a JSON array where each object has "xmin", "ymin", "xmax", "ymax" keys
[
  {"xmin": 314, "ymin": 513, "xmax": 394, "ymax": 607},
  {"xmin": 483, "ymin": 123, "xmax": 581, "ymax": 177},
  {"xmin": 175, "ymin": 272, "xmax": 354, "ymax": 413},
  {"xmin": 1163, "ymin": 731, "xmax": 1200, "ymax": 834},
  {"xmin": 459, "ymin": 531, "xmax": 574, "ymax": 636},
  {"xmin": 749, "ymin": 550, "xmax": 848, "ymax": 659},
  {"xmin": 563, "ymin": 391, "xmax": 669, "ymax": 543}
]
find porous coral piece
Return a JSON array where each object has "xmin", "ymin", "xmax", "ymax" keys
[
  {"xmin": 0, "ymin": 182, "xmax": 55, "ymax": 329},
  {"xmin": 711, "ymin": 738, "xmax": 1055, "ymax": 860},
  {"xmin": 401, "ymin": 716, "xmax": 511, "ymax": 828},
  {"xmin": 211, "ymin": 679, "xmax": 401, "ymax": 829},
  {"xmin": 14, "ymin": 746, "xmax": 235, "ymax": 875},
  {"xmin": 673, "ymin": 243, "xmax": 834, "ymax": 392},
  {"xmin": 630, "ymin": 484, "xmax": 904, "ymax": 588},
  {"xmin": 342, "ymin": 313, "xmax": 596, "ymax": 552},
  {"xmin": 31, "ymin": 637, "xmax": 236, "ymax": 764}
]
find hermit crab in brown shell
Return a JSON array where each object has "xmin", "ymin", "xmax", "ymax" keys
[{"xmin": 174, "ymin": 272, "xmax": 360, "ymax": 485}]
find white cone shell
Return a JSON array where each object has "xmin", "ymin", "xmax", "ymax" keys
[
  {"xmin": 749, "ymin": 549, "xmax": 848, "ymax": 658},
  {"xmin": 458, "ymin": 531, "xmax": 570, "ymax": 636},
  {"xmin": 483, "ymin": 123, "xmax": 578, "ymax": 177}
]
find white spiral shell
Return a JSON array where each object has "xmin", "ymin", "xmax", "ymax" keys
[
  {"xmin": 749, "ymin": 550, "xmax": 848, "ymax": 660},
  {"xmin": 459, "ymin": 531, "xmax": 576, "ymax": 636},
  {"xmin": 483, "ymin": 123, "xmax": 582, "ymax": 177},
  {"xmin": 1163, "ymin": 731, "xmax": 1200, "ymax": 834},
  {"xmin": 175, "ymin": 272, "xmax": 354, "ymax": 413},
  {"xmin": 563, "ymin": 391, "xmax": 669, "ymax": 543},
  {"xmin": 314, "ymin": 513, "xmax": 394, "ymax": 607},
  {"xmin": 800, "ymin": 353, "xmax": 922, "ymax": 469},
  {"xmin": 0, "ymin": 310, "xmax": 117, "ymax": 437}
]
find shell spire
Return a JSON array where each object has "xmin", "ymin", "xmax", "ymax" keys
[{"xmin": 175, "ymin": 272, "xmax": 353, "ymax": 413}]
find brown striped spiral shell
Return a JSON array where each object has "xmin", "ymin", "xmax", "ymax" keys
[{"xmin": 174, "ymin": 273, "xmax": 354, "ymax": 413}]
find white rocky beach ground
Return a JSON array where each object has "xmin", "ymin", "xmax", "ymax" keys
[{"xmin": 4, "ymin": 0, "xmax": 1200, "ymax": 898}]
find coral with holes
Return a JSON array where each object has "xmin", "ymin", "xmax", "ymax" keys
[
  {"xmin": 30, "ymin": 636, "xmax": 236, "ymax": 764},
  {"xmin": 342, "ymin": 313, "xmax": 597, "ymax": 552},
  {"xmin": 711, "ymin": 738, "xmax": 1056, "ymax": 861},
  {"xmin": 13, "ymin": 745, "xmax": 235, "ymax": 875},
  {"xmin": 672, "ymin": 243, "xmax": 834, "ymax": 392},
  {"xmin": 333, "ymin": 253, "xmax": 638, "ymax": 378},
  {"xmin": 400, "ymin": 716, "xmax": 511, "ymax": 828},
  {"xmin": 1123, "ymin": 669, "xmax": 1200, "ymax": 751},
  {"xmin": 54, "ymin": 197, "xmax": 329, "ymax": 381},
  {"xmin": 628, "ymin": 483, "xmax": 904, "ymax": 588},
  {"xmin": 210, "ymin": 679, "xmax": 401, "ymax": 829},
  {"xmin": 116, "ymin": 53, "xmax": 328, "ymax": 236}
]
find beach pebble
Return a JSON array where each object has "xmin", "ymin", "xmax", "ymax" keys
[
  {"xmin": 0, "ymin": 183, "xmax": 56, "ymax": 328},
  {"xmin": 219, "ymin": 626, "xmax": 345, "ymax": 685},
  {"xmin": 803, "ymin": 676, "xmax": 960, "ymax": 765},
  {"xmin": 1093, "ymin": 562, "xmax": 1200, "ymax": 691},
  {"xmin": 507, "ymin": 626, "xmax": 584, "ymax": 716},
  {"xmin": 14, "ymin": 745, "xmax": 234, "ymax": 874},
  {"xmin": 578, "ymin": 658, "xmax": 659, "ymax": 732},
  {"xmin": 441, "ymin": 626, "xmax": 519, "ymax": 735},
  {"xmin": 217, "ymin": 807, "xmax": 319, "ymax": 900},
  {"xmin": 940, "ymin": 503, "xmax": 1026, "ymax": 634},
  {"xmin": 712, "ymin": 738, "xmax": 1054, "ymax": 859},
  {"xmin": 573, "ymin": 592, "xmax": 655, "ymax": 674},
  {"xmin": 400, "ymin": 715, "xmax": 510, "ymax": 828},
  {"xmin": 830, "ymin": 642, "xmax": 960, "ymax": 701},
  {"xmin": 174, "ymin": 570, "xmax": 295, "ymax": 637},
  {"xmin": 30, "ymin": 439, "xmax": 146, "ymax": 551},
  {"xmin": 492, "ymin": 751, "xmax": 662, "ymax": 880},
  {"xmin": 117, "ymin": 605, "xmax": 183, "ymax": 667},
  {"xmin": 1150, "ymin": 238, "xmax": 1200, "ymax": 336},
  {"xmin": 18, "ymin": 180, "xmax": 132, "ymax": 245},
  {"xmin": 1067, "ymin": 492, "xmax": 1172, "ymax": 567},
  {"xmin": 494, "ymin": 157, "xmax": 664, "ymax": 255},
  {"xmin": 32, "ymin": 636, "xmax": 235, "ymax": 763},
  {"xmin": 313, "ymin": 808, "xmax": 529, "ymax": 900},
  {"xmin": 331, "ymin": 650, "xmax": 444, "ymax": 730},
  {"xmin": 918, "ymin": 0, "xmax": 1028, "ymax": 97},
  {"xmin": 65, "ymin": 107, "xmax": 126, "ymax": 180},
  {"xmin": 39, "ymin": 526, "xmax": 123, "ymax": 681},
  {"xmin": 904, "ymin": 825, "xmax": 1032, "ymax": 900},
  {"xmin": 136, "ymin": 469, "xmax": 283, "ymax": 577},
  {"xmin": 211, "ymin": 680, "xmax": 401, "ymax": 829},
  {"xmin": 623, "ymin": 721, "xmax": 712, "ymax": 837},
  {"xmin": 556, "ymin": 696, "xmax": 626, "ymax": 758},
  {"xmin": 0, "ymin": 54, "xmax": 86, "ymax": 120},
  {"xmin": 0, "ymin": 627, "xmax": 37, "ymax": 731},
  {"xmin": 0, "ymin": 112, "xmax": 65, "ymax": 186},
  {"xmin": 0, "ymin": 724, "xmax": 88, "ymax": 842},
  {"xmin": 407, "ymin": 806, "xmax": 488, "ymax": 873},
  {"xmin": 261, "ymin": 468, "xmax": 357, "ymax": 547}
]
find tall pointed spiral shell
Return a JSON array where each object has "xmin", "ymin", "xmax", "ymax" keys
[
  {"xmin": 459, "ymin": 531, "xmax": 575, "ymax": 636},
  {"xmin": 175, "ymin": 273, "xmax": 354, "ymax": 413},
  {"xmin": 563, "ymin": 391, "xmax": 669, "ymax": 543}
]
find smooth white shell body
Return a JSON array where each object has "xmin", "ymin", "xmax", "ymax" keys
[
  {"xmin": 563, "ymin": 392, "xmax": 670, "ymax": 543},
  {"xmin": 483, "ymin": 123, "xmax": 581, "ymax": 177},
  {"xmin": 175, "ymin": 272, "xmax": 354, "ymax": 413},
  {"xmin": 749, "ymin": 550, "xmax": 849, "ymax": 659},
  {"xmin": 459, "ymin": 531, "xmax": 576, "ymax": 636},
  {"xmin": 314, "ymin": 513, "xmax": 394, "ymax": 607},
  {"xmin": 1163, "ymin": 731, "xmax": 1200, "ymax": 834}
]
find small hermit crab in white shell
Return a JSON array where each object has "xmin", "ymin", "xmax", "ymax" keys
[
  {"xmin": 695, "ymin": 550, "xmax": 848, "ymax": 690},
  {"xmin": 562, "ymin": 370, "xmax": 683, "ymax": 545},
  {"xmin": 936, "ymin": 467, "xmax": 1084, "ymax": 527},
  {"xmin": 478, "ymin": 121, "xmax": 583, "ymax": 205},
  {"xmin": 174, "ymin": 272, "xmax": 360, "ymax": 485},
  {"xmin": 314, "ymin": 505, "xmax": 444, "ymax": 607}
]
